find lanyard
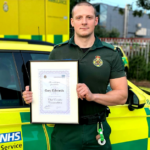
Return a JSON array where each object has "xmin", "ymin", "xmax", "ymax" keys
[{"xmin": 97, "ymin": 122, "xmax": 106, "ymax": 145}]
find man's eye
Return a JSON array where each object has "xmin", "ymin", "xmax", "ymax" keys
[
  {"xmin": 77, "ymin": 17, "xmax": 81, "ymax": 19},
  {"xmin": 88, "ymin": 16, "xmax": 92, "ymax": 19}
]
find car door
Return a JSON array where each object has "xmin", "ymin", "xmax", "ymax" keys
[
  {"xmin": 0, "ymin": 51, "xmax": 49, "ymax": 150},
  {"xmin": 107, "ymin": 81, "xmax": 150, "ymax": 150},
  {"xmin": 20, "ymin": 51, "xmax": 54, "ymax": 149},
  {"xmin": 20, "ymin": 51, "xmax": 150, "ymax": 150},
  {"xmin": 21, "ymin": 51, "xmax": 59, "ymax": 147}
]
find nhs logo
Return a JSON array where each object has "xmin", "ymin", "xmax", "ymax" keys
[{"xmin": 0, "ymin": 132, "xmax": 21, "ymax": 143}]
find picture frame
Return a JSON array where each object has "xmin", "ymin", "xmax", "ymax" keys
[{"xmin": 30, "ymin": 60, "xmax": 79, "ymax": 124}]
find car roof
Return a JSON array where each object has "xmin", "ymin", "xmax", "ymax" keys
[
  {"xmin": 114, "ymin": 45, "xmax": 126, "ymax": 55},
  {"xmin": 0, "ymin": 38, "xmax": 54, "ymax": 52},
  {"xmin": 114, "ymin": 45, "xmax": 121, "ymax": 49}
]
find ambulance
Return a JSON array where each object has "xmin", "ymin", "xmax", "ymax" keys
[
  {"xmin": 0, "ymin": 38, "xmax": 149, "ymax": 150},
  {"xmin": 0, "ymin": 0, "xmax": 69, "ymax": 44},
  {"xmin": 0, "ymin": 0, "xmax": 150, "ymax": 149},
  {"xmin": 114, "ymin": 46, "xmax": 129, "ymax": 76}
]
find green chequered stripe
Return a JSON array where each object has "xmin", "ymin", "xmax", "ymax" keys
[
  {"xmin": 3, "ymin": 35, "xmax": 63, "ymax": 44},
  {"xmin": 145, "ymin": 108, "xmax": 150, "ymax": 115},
  {"xmin": 4, "ymin": 35, "xmax": 18, "ymax": 39},
  {"xmin": 20, "ymin": 112, "xmax": 47, "ymax": 150},
  {"xmin": 4, "ymin": 35, "xmax": 43, "ymax": 41},
  {"xmin": 20, "ymin": 112, "xmax": 30, "ymax": 123},
  {"xmin": 112, "ymin": 138, "xmax": 147, "ymax": 150},
  {"xmin": 22, "ymin": 124, "xmax": 47, "ymax": 150},
  {"xmin": 145, "ymin": 108, "xmax": 150, "ymax": 137},
  {"xmin": 31, "ymin": 35, "xmax": 63, "ymax": 43},
  {"xmin": 31, "ymin": 35, "xmax": 42, "ymax": 41},
  {"xmin": 54, "ymin": 35, "xmax": 62, "ymax": 44}
]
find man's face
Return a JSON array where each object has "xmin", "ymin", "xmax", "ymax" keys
[{"xmin": 71, "ymin": 5, "xmax": 98, "ymax": 38}]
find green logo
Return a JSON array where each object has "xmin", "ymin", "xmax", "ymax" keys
[
  {"xmin": 93, "ymin": 56, "xmax": 103, "ymax": 67},
  {"xmin": 122, "ymin": 57, "xmax": 127, "ymax": 65}
]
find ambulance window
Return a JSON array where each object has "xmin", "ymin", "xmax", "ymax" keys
[
  {"xmin": 13, "ymin": 52, "xmax": 29, "ymax": 92},
  {"xmin": 21, "ymin": 52, "xmax": 49, "ymax": 63},
  {"xmin": 0, "ymin": 53, "xmax": 23, "ymax": 107},
  {"xmin": 21, "ymin": 52, "xmax": 49, "ymax": 79},
  {"xmin": 30, "ymin": 53, "xmax": 49, "ymax": 60}
]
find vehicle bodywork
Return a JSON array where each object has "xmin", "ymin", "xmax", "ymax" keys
[
  {"xmin": 114, "ymin": 45, "xmax": 129, "ymax": 74},
  {"xmin": 0, "ymin": 0, "xmax": 69, "ymax": 44},
  {"xmin": 0, "ymin": 39, "xmax": 149, "ymax": 150}
]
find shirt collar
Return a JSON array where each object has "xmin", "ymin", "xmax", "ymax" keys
[
  {"xmin": 68, "ymin": 36, "xmax": 76, "ymax": 46},
  {"xmin": 68, "ymin": 35, "xmax": 103, "ymax": 50}
]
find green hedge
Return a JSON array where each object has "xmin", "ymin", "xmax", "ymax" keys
[{"xmin": 128, "ymin": 54, "xmax": 150, "ymax": 81}]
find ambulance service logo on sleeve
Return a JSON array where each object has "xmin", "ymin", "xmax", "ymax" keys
[{"xmin": 93, "ymin": 56, "xmax": 103, "ymax": 67}]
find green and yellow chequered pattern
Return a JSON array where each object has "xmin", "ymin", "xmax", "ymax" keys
[
  {"xmin": 0, "ymin": 108, "xmax": 54, "ymax": 150},
  {"xmin": 0, "ymin": 35, "xmax": 69, "ymax": 44},
  {"xmin": 107, "ymin": 106, "xmax": 150, "ymax": 150},
  {"xmin": 20, "ymin": 112, "xmax": 53, "ymax": 150},
  {"xmin": 0, "ymin": 107, "xmax": 150, "ymax": 150}
]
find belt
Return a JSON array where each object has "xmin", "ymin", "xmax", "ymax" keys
[{"xmin": 79, "ymin": 111, "xmax": 106, "ymax": 125}]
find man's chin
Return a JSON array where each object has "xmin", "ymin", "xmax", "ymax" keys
[{"xmin": 77, "ymin": 33, "xmax": 92, "ymax": 38}]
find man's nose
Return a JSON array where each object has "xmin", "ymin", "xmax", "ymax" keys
[{"xmin": 82, "ymin": 18, "xmax": 87, "ymax": 25}]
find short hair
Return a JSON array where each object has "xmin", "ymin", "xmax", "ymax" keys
[{"xmin": 72, "ymin": 1, "xmax": 97, "ymax": 17}]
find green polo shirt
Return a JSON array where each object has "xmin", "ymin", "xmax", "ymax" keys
[{"xmin": 49, "ymin": 36, "xmax": 125, "ymax": 116}]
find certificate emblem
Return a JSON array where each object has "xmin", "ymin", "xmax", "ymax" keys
[
  {"xmin": 62, "ymin": 75, "xmax": 65, "ymax": 78},
  {"xmin": 93, "ymin": 56, "xmax": 103, "ymax": 67}
]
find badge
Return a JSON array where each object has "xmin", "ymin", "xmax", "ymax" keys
[
  {"xmin": 93, "ymin": 56, "xmax": 103, "ymax": 67},
  {"xmin": 3, "ymin": 1, "xmax": 8, "ymax": 12}
]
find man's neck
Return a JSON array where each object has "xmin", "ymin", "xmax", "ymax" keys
[{"xmin": 74, "ymin": 34, "xmax": 95, "ymax": 48}]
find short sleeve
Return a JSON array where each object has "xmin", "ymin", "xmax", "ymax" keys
[{"xmin": 110, "ymin": 51, "xmax": 125, "ymax": 79}]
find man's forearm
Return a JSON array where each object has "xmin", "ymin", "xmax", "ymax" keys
[{"xmin": 92, "ymin": 90, "xmax": 128, "ymax": 106}]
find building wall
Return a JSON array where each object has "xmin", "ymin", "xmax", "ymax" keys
[
  {"xmin": 128, "ymin": 11, "xmax": 150, "ymax": 38},
  {"xmin": 106, "ymin": 5, "xmax": 124, "ymax": 37},
  {"xmin": 94, "ymin": 3, "xmax": 150, "ymax": 38}
]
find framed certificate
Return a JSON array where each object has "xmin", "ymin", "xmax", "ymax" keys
[{"xmin": 30, "ymin": 60, "xmax": 79, "ymax": 124}]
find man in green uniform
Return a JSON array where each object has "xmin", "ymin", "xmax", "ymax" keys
[{"xmin": 23, "ymin": 2, "xmax": 128, "ymax": 150}]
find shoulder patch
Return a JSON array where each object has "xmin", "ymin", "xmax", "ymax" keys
[
  {"xmin": 54, "ymin": 40, "xmax": 69, "ymax": 49},
  {"xmin": 102, "ymin": 41, "xmax": 115, "ymax": 51}
]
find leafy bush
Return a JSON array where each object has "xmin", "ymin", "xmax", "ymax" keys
[
  {"xmin": 109, "ymin": 28, "xmax": 120, "ymax": 38},
  {"xmin": 94, "ymin": 25, "xmax": 120, "ymax": 38},
  {"xmin": 94, "ymin": 25, "xmax": 109, "ymax": 37},
  {"xmin": 128, "ymin": 55, "xmax": 150, "ymax": 81}
]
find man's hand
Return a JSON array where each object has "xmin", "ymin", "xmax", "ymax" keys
[
  {"xmin": 76, "ymin": 83, "xmax": 94, "ymax": 101},
  {"xmin": 22, "ymin": 86, "xmax": 32, "ymax": 104}
]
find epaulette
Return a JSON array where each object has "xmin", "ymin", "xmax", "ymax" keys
[
  {"xmin": 102, "ymin": 41, "xmax": 116, "ymax": 51},
  {"xmin": 54, "ymin": 40, "xmax": 69, "ymax": 49}
]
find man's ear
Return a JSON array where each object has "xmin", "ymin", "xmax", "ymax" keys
[
  {"xmin": 95, "ymin": 17, "xmax": 98, "ymax": 26},
  {"xmin": 71, "ymin": 18, "xmax": 74, "ymax": 27}
]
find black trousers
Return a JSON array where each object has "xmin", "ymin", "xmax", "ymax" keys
[{"xmin": 51, "ymin": 120, "xmax": 112, "ymax": 150}]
